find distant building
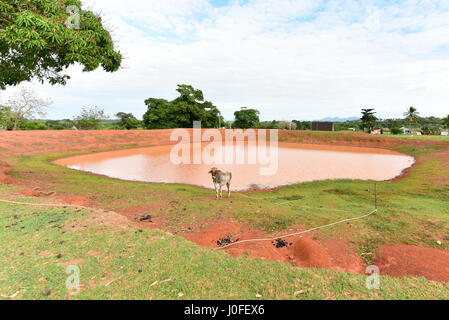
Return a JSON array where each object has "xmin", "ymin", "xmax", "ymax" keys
[
  {"xmin": 371, "ymin": 129, "xmax": 382, "ymax": 135},
  {"xmin": 401, "ymin": 127, "xmax": 422, "ymax": 135},
  {"xmin": 442, "ymin": 130, "xmax": 449, "ymax": 136},
  {"xmin": 401, "ymin": 127, "xmax": 411, "ymax": 135},
  {"xmin": 312, "ymin": 122, "xmax": 334, "ymax": 131},
  {"xmin": 0, "ymin": 126, "xmax": 5, "ymax": 131}
]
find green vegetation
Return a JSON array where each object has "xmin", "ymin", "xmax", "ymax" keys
[
  {"xmin": 232, "ymin": 107, "xmax": 260, "ymax": 129},
  {"xmin": 360, "ymin": 108, "xmax": 378, "ymax": 133},
  {"xmin": 0, "ymin": 87, "xmax": 52, "ymax": 130},
  {"xmin": 143, "ymin": 85, "xmax": 222, "ymax": 129},
  {"xmin": 333, "ymin": 115, "xmax": 447, "ymax": 135},
  {"xmin": 115, "ymin": 112, "xmax": 141, "ymax": 130},
  {"xmin": 73, "ymin": 106, "xmax": 108, "ymax": 130},
  {"xmin": 404, "ymin": 106, "xmax": 420, "ymax": 128},
  {"xmin": 0, "ymin": 0, "xmax": 122, "ymax": 89},
  {"xmin": 1, "ymin": 184, "xmax": 449, "ymax": 300}
]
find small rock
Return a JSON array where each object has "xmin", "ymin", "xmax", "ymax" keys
[
  {"xmin": 56, "ymin": 254, "xmax": 62, "ymax": 259},
  {"xmin": 437, "ymin": 241, "xmax": 442, "ymax": 245},
  {"xmin": 256, "ymin": 294, "xmax": 262, "ymax": 298},
  {"xmin": 178, "ymin": 292, "xmax": 184, "ymax": 298},
  {"xmin": 42, "ymin": 290, "xmax": 51, "ymax": 296}
]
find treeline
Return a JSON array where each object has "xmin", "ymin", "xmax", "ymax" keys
[{"xmin": 1, "ymin": 85, "xmax": 448, "ymax": 133}]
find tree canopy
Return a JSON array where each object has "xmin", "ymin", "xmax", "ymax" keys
[
  {"xmin": 74, "ymin": 106, "xmax": 107, "ymax": 130},
  {"xmin": 403, "ymin": 107, "xmax": 420, "ymax": 126},
  {"xmin": 443, "ymin": 115, "xmax": 449, "ymax": 129},
  {"xmin": 360, "ymin": 108, "xmax": 377, "ymax": 132},
  {"xmin": 142, "ymin": 85, "xmax": 222, "ymax": 129},
  {"xmin": 232, "ymin": 107, "xmax": 260, "ymax": 129},
  {"xmin": 115, "ymin": 112, "xmax": 140, "ymax": 130},
  {"xmin": 0, "ymin": 0, "xmax": 122, "ymax": 89}
]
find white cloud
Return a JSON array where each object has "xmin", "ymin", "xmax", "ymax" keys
[{"xmin": 2, "ymin": 0, "xmax": 449, "ymax": 120}]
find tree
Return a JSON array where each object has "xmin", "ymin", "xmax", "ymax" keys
[
  {"xmin": 0, "ymin": 105, "xmax": 11, "ymax": 128},
  {"xmin": 115, "ymin": 112, "xmax": 140, "ymax": 130},
  {"xmin": 232, "ymin": 107, "xmax": 260, "ymax": 129},
  {"xmin": 0, "ymin": 0, "xmax": 122, "ymax": 89},
  {"xmin": 143, "ymin": 85, "xmax": 222, "ymax": 129},
  {"xmin": 74, "ymin": 106, "xmax": 107, "ymax": 130},
  {"xmin": 403, "ymin": 107, "xmax": 420, "ymax": 127},
  {"xmin": 360, "ymin": 108, "xmax": 378, "ymax": 133},
  {"xmin": 2, "ymin": 87, "xmax": 52, "ymax": 130},
  {"xmin": 443, "ymin": 115, "xmax": 449, "ymax": 129}
]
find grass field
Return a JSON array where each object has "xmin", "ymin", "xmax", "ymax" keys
[
  {"xmin": 1, "ymin": 130, "xmax": 449, "ymax": 299},
  {"xmin": 384, "ymin": 134, "xmax": 449, "ymax": 141},
  {"xmin": 2, "ymin": 184, "xmax": 449, "ymax": 300}
]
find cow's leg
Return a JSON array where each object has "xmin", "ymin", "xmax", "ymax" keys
[
  {"xmin": 215, "ymin": 184, "xmax": 219, "ymax": 200},
  {"xmin": 220, "ymin": 185, "xmax": 223, "ymax": 200},
  {"xmin": 227, "ymin": 183, "xmax": 231, "ymax": 198}
]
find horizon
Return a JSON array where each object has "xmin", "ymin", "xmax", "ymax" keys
[{"xmin": 1, "ymin": 0, "xmax": 449, "ymax": 121}]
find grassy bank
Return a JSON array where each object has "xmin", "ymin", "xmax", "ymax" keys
[
  {"xmin": 1, "ymin": 131, "xmax": 449, "ymax": 299},
  {"xmin": 1, "ymin": 184, "xmax": 449, "ymax": 300},
  {"xmin": 5, "ymin": 138, "xmax": 449, "ymax": 262}
]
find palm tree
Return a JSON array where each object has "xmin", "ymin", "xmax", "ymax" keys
[{"xmin": 403, "ymin": 106, "xmax": 420, "ymax": 128}]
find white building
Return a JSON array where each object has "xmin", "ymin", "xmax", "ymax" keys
[{"xmin": 442, "ymin": 130, "xmax": 449, "ymax": 136}]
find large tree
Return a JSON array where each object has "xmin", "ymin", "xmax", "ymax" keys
[
  {"xmin": 3, "ymin": 87, "xmax": 52, "ymax": 130},
  {"xmin": 142, "ymin": 85, "xmax": 222, "ymax": 129},
  {"xmin": 232, "ymin": 107, "xmax": 260, "ymax": 129},
  {"xmin": 0, "ymin": 0, "xmax": 122, "ymax": 89},
  {"xmin": 360, "ymin": 108, "xmax": 377, "ymax": 133}
]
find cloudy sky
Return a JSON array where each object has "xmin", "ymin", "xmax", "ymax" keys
[{"xmin": 3, "ymin": 0, "xmax": 449, "ymax": 120}]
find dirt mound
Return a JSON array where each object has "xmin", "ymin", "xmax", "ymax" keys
[
  {"xmin": 319, "ymin": 239, "xmax": 365, "ymax": 274},
  {"xmin": 56, "ymin": 195, "xmax": 92, "ymax": 207},
  {"xmin": 18, "ymin": 189, "xmax": 42, "ymax": 197},
  {"xmin": 293, "ymin": 237, "xmax": 333, "ymax": 268},
  {"xmin": 0, "ymin": 160, "xmax": 14, "ymax": 184},
  {"xmin": 375, "ymin": 244, "xmax": 449, "ymax": 282}
]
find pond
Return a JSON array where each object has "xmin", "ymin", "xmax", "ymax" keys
[{"xmin": 54, "ymin": 143, "xmax": 414, "ymax": 191}]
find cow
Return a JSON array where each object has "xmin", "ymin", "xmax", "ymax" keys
[{"xmin": 208, "ymin": 167, "xmax": 232, "ymax": 200}]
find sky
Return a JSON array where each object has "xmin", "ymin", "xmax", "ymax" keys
[{"xmin": 2, "ymin": 0, "xmax": 449, "ymax": 121}]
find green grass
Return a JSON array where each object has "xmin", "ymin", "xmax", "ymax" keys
[
  {"xmin": 1, "ymin": 185, "xmax": 448, "ymax": 300},
  {"xmin": 383, "ymin": 134, "xmax": 449, "ymax": 141}
]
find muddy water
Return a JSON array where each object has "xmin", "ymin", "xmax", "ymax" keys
[{"xmin": 54, "ymin": 143, "xmax": 414, "ymax": 191}]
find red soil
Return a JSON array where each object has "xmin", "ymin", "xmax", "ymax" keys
[
  {"xmin": 375, "ymin": 244, "xmax": 449, "ymax": 282},
  {"xmin": 181, "ymin": 218, "xmax": 364, "ymax": 274},
  {"xmin": 0, "ymin": 130, "xmax": 448, "ymax": 281},
  {"xmin": 293, "ymin": 237, "xmax": 333, "ymax": 268},
  {"xmin": 0, "ymin": 160, "xmax": 16, "ymax": 185}
]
